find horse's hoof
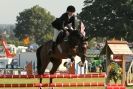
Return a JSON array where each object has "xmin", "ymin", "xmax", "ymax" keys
[{"xmin": 64, "ymin": 62, "xmax": 71, "ymax": 69}]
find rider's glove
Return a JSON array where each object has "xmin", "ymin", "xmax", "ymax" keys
[
  {"xmin": 70, "ymin": 27, "xmax": 74, "ymax": 30},
  {"xmin": 64, "ymin": 27, "xmax": 68, "ymax": 30}
]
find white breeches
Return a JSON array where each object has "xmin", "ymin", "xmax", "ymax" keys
[{"xmin": 53, "ymin": 29, "xmax": 61, "ymax": 42}]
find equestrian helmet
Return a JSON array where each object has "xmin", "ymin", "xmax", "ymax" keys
[{"xmin": 67, "ymin": 5, "xmax": 76, "ymax": 12}]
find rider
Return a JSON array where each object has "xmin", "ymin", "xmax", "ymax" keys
[{"xmin": 51, "ymin": 5, "xmax": 76, "ymax": 52}]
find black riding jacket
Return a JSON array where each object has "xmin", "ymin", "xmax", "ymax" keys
[{"xmin": 52, "ymin": 12, "xmax": 75, "ymax": 30}]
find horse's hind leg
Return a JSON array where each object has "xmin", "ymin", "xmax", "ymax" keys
[
  {"xmin": 50, "ymin": 59, "xmax": 62, "ymax": 83},
  {"xmin": 38, "ymin": 60, "xmax": 49, "ymax": 89},
  {"xmin": 36, "ymin": 46, "xmax": 43, "ymax": 89},
  {"xmin": 38, "ymin": 60, "xmax": 51, "ymax": 89}
]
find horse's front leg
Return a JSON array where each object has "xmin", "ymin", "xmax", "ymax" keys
[
  {"xmin": 70, "ymin": 56, "xmax": 75, "ymax": 62},
  {"xmin": 81, "ymin": 54, "xmax": 86, "ymax": 63},
  {"xmin": 78, "ymin": 55, "xmax": 86, "ymax": 67}
]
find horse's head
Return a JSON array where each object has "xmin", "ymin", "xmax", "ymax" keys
[
  {"xmin": 67, "ymin": 29, "xmax": 89, "ymax": 66},
  {"xmin": 67, "ymin": 30, "xmax": 82, "ymax": 48}
]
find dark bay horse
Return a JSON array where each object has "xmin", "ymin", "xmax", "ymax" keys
[{"xmin": 36, "ymin": 30, "xmax": 88, "ymax": 88}]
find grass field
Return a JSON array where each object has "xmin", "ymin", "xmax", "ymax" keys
[{"xmin": 0, "ymin": 78, "xmax": 132, "ymax": 89}]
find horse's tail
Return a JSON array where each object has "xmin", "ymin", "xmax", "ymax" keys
[{"xmin": 36, "ymin": 45, "xmax": 43, "ymax": 75}]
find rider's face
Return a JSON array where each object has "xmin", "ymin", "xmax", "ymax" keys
[{"xmin": 68, "ymin": 12, "xmax": 75, "ymax": 17}]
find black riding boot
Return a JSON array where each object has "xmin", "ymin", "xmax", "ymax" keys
[{"xmin": 52, "ymin": 42, "xmax": 57, "ymax": 52}]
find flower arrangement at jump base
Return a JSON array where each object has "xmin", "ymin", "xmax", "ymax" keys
[{"xmin": 107, "ymin": 61, "xmax": 122, "ymax": 84}]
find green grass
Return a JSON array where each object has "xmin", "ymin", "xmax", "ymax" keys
[{"xmin": 0, "ymin": 78, "xmax": 132, "ymax": 89}]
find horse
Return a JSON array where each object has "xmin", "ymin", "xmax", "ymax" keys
[{"xmin": 36, "ymin": 29, "xmax": 88, "ymax": 89}]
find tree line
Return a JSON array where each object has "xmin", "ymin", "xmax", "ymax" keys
[{"xmin": 79, "ymin": 0, "xmax": 133, "ymax": 42}]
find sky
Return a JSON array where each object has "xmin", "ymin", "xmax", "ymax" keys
[{"xmin": 0, "ymin": 0, "xmax": 85, "ymax": 24}]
